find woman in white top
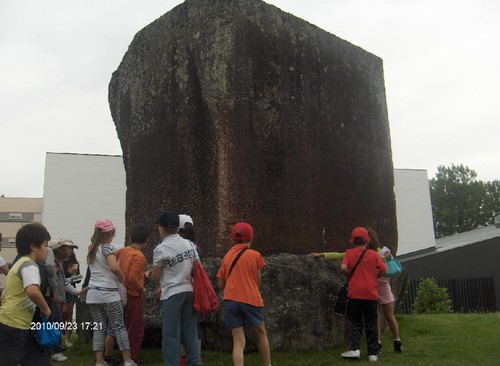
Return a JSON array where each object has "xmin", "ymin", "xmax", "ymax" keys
[{"xmin": 86, "ymin": 219, "xmax": 136, "ymax": 366}]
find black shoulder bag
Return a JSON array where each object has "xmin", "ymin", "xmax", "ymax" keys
[
  {"xmin": 333, "ymin": 247, "xmax": 368, "ymax": 317},
  {"xmin": 227, "ymin": 247, "xmax": 249, "ymax": 279}
]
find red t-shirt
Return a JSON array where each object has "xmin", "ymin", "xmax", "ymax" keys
[
  {"xmin": 341, "ymin": 246, "xmax": 387, "ymax": 300},
  {"xmin": 216, "ymin": 244, "xmax": 265, "ymax": 307}
]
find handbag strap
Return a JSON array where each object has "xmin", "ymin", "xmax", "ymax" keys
[
  {"xmin": 227, "ymin": 247, "xmax": 249, "ymax": 279},
  {"xmin": 346, "ymin": 247, "xmax": 368, "ymax": 286}
]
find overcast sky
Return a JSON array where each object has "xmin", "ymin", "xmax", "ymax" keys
[{"xmin": 1, "ymin": 0, "xmax": 499, "ymax": 198}]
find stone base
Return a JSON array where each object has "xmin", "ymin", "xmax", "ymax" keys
[{"xmin": 77, "ymin": 254, "xmax": 351, "ymax": 350}]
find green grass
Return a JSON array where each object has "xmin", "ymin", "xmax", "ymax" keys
[{"xmin": 63, "ymin": 313, "xmax": 500, "ymax": 365}]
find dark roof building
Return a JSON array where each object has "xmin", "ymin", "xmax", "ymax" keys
[{"xmin": 399, "ymin": 218, "xmax": 500, "ymax": 312}]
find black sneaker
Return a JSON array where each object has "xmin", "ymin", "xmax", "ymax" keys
[
  {"xmin": 377, "ymin": 342, "xmax": 383, "ymax": 353},
  {"xmin": 394, "ymin": 340, "xmax": 403, "ymax": 353}
]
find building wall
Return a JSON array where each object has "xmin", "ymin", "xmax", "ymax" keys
[
  {"xmin": 0, "ymin": 197, "xmax": 43, "ymax": 288},
  {"xmin": 393, "ymin": 169, "xmax": 436, "ymax": 255},
  {"xmin": 42, "ymin": 153, "xmax": 126, "ymax": 280}
]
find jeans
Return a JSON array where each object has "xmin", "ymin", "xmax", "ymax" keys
[{"xmin": 161, "ymin": 292, "xmax": 200, "ymax": 366}]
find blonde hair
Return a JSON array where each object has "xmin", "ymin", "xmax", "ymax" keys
[{"xmin": 87, "ymin": 227, "xmax": 115, "ymax": 264}]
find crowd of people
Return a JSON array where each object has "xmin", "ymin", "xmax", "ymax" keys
[{"xmin": 0, "ymin": 216, "xmax": 401, "ymax": 365}]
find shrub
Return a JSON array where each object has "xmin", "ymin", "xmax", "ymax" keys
[{"xmin": 413, "ymin": 278, "xmax": 453, "ymax": 314}]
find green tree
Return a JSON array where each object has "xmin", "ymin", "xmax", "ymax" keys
[
  {"xmin": 429, "ymin": 164, "xmax": 500, "ymax": 238},
  {"xmin": 413, "ymin": 278, "xmax": 453, "ymax": 314}
]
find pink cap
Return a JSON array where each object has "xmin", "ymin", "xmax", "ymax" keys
[{"xmin": 94, "ymin": 219, "xmax": 116, "ymax": 233}]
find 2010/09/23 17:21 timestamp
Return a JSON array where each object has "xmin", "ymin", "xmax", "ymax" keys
[{"xmin": 30, "ymin": 321, "xmax": 104, "ymax": 331}]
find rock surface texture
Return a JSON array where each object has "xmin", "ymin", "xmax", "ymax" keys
[
  {"xmin": 141, "ymin": 254, "xmax": 350, "ymax": 350},
  {"xmin": 109, "ymin": 0, "xmax": 397, "ymax": 258}
]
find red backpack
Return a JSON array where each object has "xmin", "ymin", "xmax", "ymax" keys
[{"xmin": 192, "ymin": 261, "xmax": 218, "ymax": 314}]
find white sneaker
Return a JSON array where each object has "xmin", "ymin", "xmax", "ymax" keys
[
  {"xmin": 51, "ymin": 353, "xmax": 69, "ymax": 362},
  {"xmin": 341, "ymin": 349, "xmax": 361, "ymax": 359},
  {"xmin": 124, "ymin": 361, "xmax": 138, "ymax": 366},
  {"xmin": 369, "ymin": 354, "xmax": 378, "ymax": 362}
]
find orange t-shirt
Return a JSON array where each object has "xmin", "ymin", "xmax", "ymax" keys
[
  {"xmin": 217, "ymin": 244, "xmax": 265, "ymax": 307},
  {"xmin": 116, "ymin": 246, "xmax": 147, "ymax": 297}
]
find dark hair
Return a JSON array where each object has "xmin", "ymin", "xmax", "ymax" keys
[
  {"xmin": 365, "ymin": 226, "xmax": 381, "ymax": 250},
  {"xmin": 87, "ymin": 228, "xmax": 115, "ymax": 264},
  {"xmin": 352, "ymin": 237, "xmax": 366, "ymax": 245},
  {"xmin": 233, "ymin": 239, "xmax": 251, "ymax": 244},
  {"xmin": 179, "ymin": 223, "xmax": 196, "ymax": 242},
  {"xmin": 164, "ymin": 227, "xmax": 179, "ymax": 235},
  {"xmin": 130, "ymin": 223, "xmax": 150, "ymax": 244},
  {"xmin": 16, "ymin": 223, "xmax": 51, "ymax": 256}
]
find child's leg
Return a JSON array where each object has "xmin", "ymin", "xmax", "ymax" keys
[
  {"xmin": 377, "ymin": 304, "xmax": 383, "ymax": 343},
  {"xmin": 162, "ymin": 293, "xmax": 189, "ymax": 366},
  {"xmin": 104, "ymin": 301, "xmax": 132, "ymax": 362},
  {"xmin": 231, "ymin": 327, "xmax": 246, "ymax": 366},
  {"xmin": 179, "ymin": 292, "xmax": 200, "ymax": 366},
  {"xmin": 252, "ymin": 323, "xmax": 271, "ymax": 366},
  {"xmin": 88, "ymin": 304, "xmax": 108, "ymax": 364},
  {"xmin": 104, "ymin": 335, "xmax": 115, "ymax": 358},
  {"xmin": 364, "ymin": 300, "xmax": 379, "ymax": 355},
  {"xmin": 348, "ymin": 299, "xmax": 363, "ymax": 350},
  {"xmin": 381, "ymin": 302, "xmax": 400, "ymax": 339}
]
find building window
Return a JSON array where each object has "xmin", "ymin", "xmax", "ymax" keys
[{"xmin": 9, "ymin": 212, "xmax": 23, "ymax": 220}]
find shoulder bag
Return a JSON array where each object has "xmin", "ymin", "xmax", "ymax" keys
[
  {"xmin": 333, "ymin": 247, "xmax": 368, "ymax": 317},
  {"xmin": 384, "ymin": 255, "xmax": 402, "ymax": 277}
]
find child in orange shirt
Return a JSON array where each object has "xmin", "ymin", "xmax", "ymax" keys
[
  {"xmin": 116, "ymin": 223, "xmax": 150, "ymax": 365},
  {"xmin": 216, "ymin": 222, "xmax": 271, "ymax": 366}
]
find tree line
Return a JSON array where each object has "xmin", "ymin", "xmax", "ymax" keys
[{"xmin": 429, "ymin": 164, "xmax": 500, "ymax": 238}]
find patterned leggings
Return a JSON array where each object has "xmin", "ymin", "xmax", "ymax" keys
[{"xmin": 88, "ymin": 301, "xmax": 130, "ymax": 352}]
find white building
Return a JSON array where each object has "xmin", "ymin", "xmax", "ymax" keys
[{"xmin": 42, "ymin": 153, "xmax": 126, "ymax": 277}]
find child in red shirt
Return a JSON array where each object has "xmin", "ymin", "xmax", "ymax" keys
[
  {"xmin": 340, "ymin": 227, "xmax": 386, "ymax": 362},
  {"xmin": 216, "ymin": 222, "xmax": 271, "ymax": 366}
]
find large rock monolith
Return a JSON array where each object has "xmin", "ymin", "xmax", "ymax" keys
[{"xmin": 109, "ymin": 0, "xmax": 397, "ymax": 258}]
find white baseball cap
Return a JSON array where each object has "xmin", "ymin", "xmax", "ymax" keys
[{"xmin": 179, "ymin": 214, "xmax": 193, "ymax": 229}]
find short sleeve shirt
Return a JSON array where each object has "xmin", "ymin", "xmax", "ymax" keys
[
  {"xmin": 217, "ymin": 244, "xmax": 265, "ymax": 307},
  {"xmin": 341, "ymin": 246, "xmax": 386, "ymax": 300},
  {"xmin": 86, "ymin": 243, "xmax": 121, "ymax": 304},
  {"xmin": 0, "ymin": 256, "xmax": 40, "ymax": 329},
  {"xmin": 153, "ymin": 234, "xmax": 198, "ymax": 300}
]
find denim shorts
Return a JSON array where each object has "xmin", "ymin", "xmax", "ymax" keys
[{"xmin": 223, "ymin": 300, "xmax": 264, "ymax": 329}]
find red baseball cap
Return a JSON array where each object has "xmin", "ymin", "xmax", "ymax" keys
[
  {"xmin": 231, "ymin": 222, "xmax": 254, "ymax": 241},
  {"xmin": 350, "ymin": 227, "xmax": 369, "ymax": 243}
]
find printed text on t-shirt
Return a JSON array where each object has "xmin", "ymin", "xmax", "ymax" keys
[{"xmin": 163, "ymin": 249, "xmax": 196, "ymax": 267}]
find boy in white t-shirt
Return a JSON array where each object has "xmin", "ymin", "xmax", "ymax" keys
[
  {"xmin": 151, "ymin": 210, "xmax": 201, "ymax": 366},
  {"xmin": 0, "ymin": 223, "xmax": 52, "ymax": 366}
]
